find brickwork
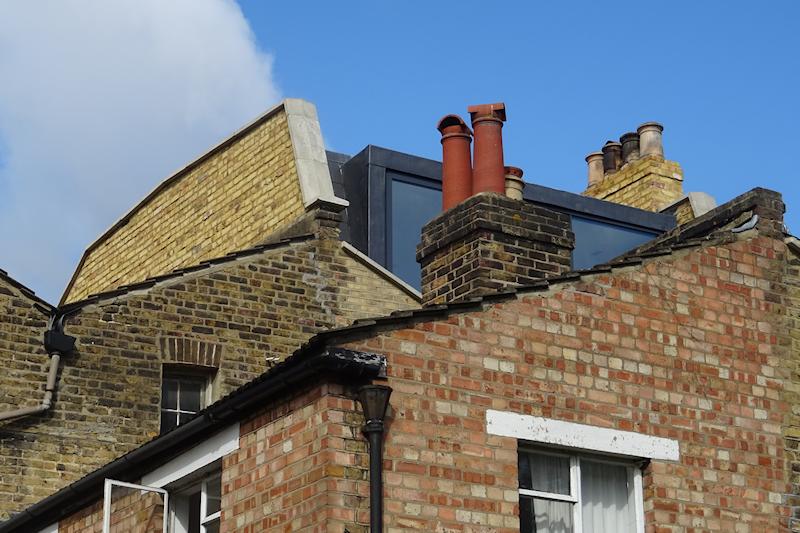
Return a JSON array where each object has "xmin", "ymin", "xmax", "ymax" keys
[
  {"xmin": 58, "ymin": 489, "xmax": 164, "ymax": 533},
  {"xmin": 783, "ymin": 246, "xmax": 800, "ymax": 529},
  {"xmin": 223, "ymin": 383, "xmax": 369, "ymax": 532},
  {"xmin": 41, "ymin": 228, "xmax": 794, "ymax": 532},
  {"xmin": 340, "ymin": 234, "xmax": 791, "ymax": 532},
  {"xmin": 64, "ymin": 105, "xmax": 306, "ymax": 304},
  {"xmin": 417, "ymin": 193, "xmax": 574, "ymax": 305},
  {"xmin": 583, "ymin": 155, "xmax": 684, "ymax": 212},
  {"xmin": 0, "ymin": 233, "xmax": 417, "ymax": 520},
  {"xmin": 0, "ymin": 276, "xmax": 57, "ymax": 519}
]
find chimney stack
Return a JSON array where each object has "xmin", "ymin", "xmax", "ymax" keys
[
  {"xmin": 468, "ymin": 103, "xmax": 507, "ymax": 195},
  {"xmin": 584, "ymin": 121, "xmax": 684, "ymax": 213},
  {"xmin": 418, "ymin": 103, "xmax": 574, "ymax": 306},
  {"xmin": 437, "ymin": 115, "xmax": 473, "ymax": 211}
]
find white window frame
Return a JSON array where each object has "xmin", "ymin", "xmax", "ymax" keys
[
  {"xmin": 169, "ymin": 471, "xmax": 221, "ymax": 533},
  {"xmin": 101, "ymin": 479, "xmax": 169, "ymax": 533},
  {"xmin": 100, "ymin": 424, "xmax": 238, "ymax": 533},
  {"xmin": 487, "ymin": 410, "xmax": 680, "ymax": 533},
  {"xmin": 518, "ymin": 447, "xmax": 644, "ymax": 533},
  {"xmin": 160, "ymin": 370, "xmax": 214, "ymax": 433}
]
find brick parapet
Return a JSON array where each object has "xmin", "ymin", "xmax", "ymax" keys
[
  {"xmin": 417, "ymin": 193, "xmax": 574, "ymax": 305},
  {"xmin": 63, "ymin": 106, "xmax": 306, "ymax": 304}
]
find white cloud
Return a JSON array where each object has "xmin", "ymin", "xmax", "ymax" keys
[{"xmin": 0, "ymin": 0, "xmax": 280, "ymax": 302}]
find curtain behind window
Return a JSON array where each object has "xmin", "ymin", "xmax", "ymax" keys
[{"xmin": 580, "ymin": 460, "xmax": 636, "ymax": 533}]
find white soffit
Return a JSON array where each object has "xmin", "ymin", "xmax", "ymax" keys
[
  {"xmin": 283, "ymin": 98, "xmax": 348, "ymax": 209},
  {"xmin": 486, "ymin": 410, "xmax": 679, "ymax": 461},
  {"xmin": 38, "ymin": 524, "xmax": 58, "ymax": 533},
  {"xmin": 141, "ymin": 423, "xmax": 240, "ymax": 488}
]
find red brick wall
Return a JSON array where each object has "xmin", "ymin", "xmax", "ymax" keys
[
  {"xmin": 222, "ymin": 383, "xmax": 370, "ymax": 533},
  {"xmin": 340, "ymin": 235, "xmax": 790, "ymax": 532}
]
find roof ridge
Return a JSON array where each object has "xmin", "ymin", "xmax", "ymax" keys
[{"xmin": 0, "ymin": 268, "xmax": 55, "ymax": 313}]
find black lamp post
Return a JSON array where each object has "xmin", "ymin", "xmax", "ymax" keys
[{"xmin": 357, "ymin": 384, "xmax": 392, "ymax": 533}]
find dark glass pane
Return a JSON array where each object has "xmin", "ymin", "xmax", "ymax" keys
[
  {"xmin": 179, "ymin": 412, "xmax": 195, "ymax": 426},
  {"xmin": 181, "ymin": 380, "xmax": 203, "ymax": 412},
  {"xmin": 520, "ymin": 452, "xmax": 570, "ymax": 495},
  {"xmin": 160, "ymin": 410, "xmax": 177, "ymax": 434},
  {"xmin": 206, "ymin": 475, "xmax": 221, "ymax": 515},
  {"xmin": 189, "ymin": 491, "xmax": 201, "ymax": 533},
  {"xmin": 203, "ymin": 520, "xmax": 220, "ymax": 533},
  {"xmin": 572, "ymin": 216, "xmax": 656, "ymax": 270},
  {"xmin": 162, "ymin": 379, "xmax": 178, "ymax": 409},
  {"xmin": 389, "ymin": 176, "xmax": 441, "ymax": 289},
  {"xmin": 519, "ymin": 452, "xmax": 532, "ymax": 489}
]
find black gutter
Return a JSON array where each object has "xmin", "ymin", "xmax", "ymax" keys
[{"xmin": 0, "ymin": 347, "xmax": 385, "ymax": 533}]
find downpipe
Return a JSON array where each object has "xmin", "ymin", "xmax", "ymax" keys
[
  {"xmin": 0, "ymin": 316, "xmax": 75, "ymax": 422},
  {"xmin": 357, "ymin": 385, "xmax": 392, "ymax": 533}
]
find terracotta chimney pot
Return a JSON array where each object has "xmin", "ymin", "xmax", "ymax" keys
[
  {"xmin": 620, "ymin": 132, "xmax": 640, "ymax": 164},
  {"xmin": 637, "ymin": 122, "xmax": 664, "ymax": 158},
  {"xmin": 585, "ymin": 152, "xmax": 604, "ymax": 186},
  {"xmin": 468, "ymin": 103, "xmax": 507, "ymax": 195},
  {"xmin": 601, "ymin": 141, "xmax": 623, "ymax": 174},
  {"xmin": 437, "ymin": 114, "xmax": 473, "ymax": 210},
  {"xmin": 504, "ymin": 166, "xmax": 524, "ymax": 200}
]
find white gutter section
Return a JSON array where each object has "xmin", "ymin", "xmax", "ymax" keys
[{"xmin": 486, "ymin": 410, "xmax": 680, "ymax": 461}]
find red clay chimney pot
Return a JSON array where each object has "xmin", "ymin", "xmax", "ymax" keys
[
  {"xmin": 468, "ymin": 102, "xmax": 507, "ymax": 195},
  {"xmin": 437, "ymin": 114, "xmax": 473, "ymax": 211}
]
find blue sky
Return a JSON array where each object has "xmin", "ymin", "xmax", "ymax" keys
[
  {"xmin": 0, "ymin": 1, "xmax": 797, "ymax": 302},
  {"xmin": 241, "ymin": 0, "xmax": 799, "ymax": 225}
]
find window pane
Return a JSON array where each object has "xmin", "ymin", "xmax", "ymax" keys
[
  {"xmin": 389, "ymin": 175, "xmax": 441, "ymax": 289},
  {"xmin": 571, "ymin": 216, "xmax": 656, "ymax": 270},
  {"xmin": 520, "ymin": 496, "xmax": 574, "ymax": 533},
  {"xmin": 205, "ymin": 475, "xmax": 221, "ymax": 516},
  {"xmin": 179, "ymin": 412, "xmax": 196, "ymax": 426},
  {"xmin": 160, "ymin": 411, "xmax": 178, "ymax": 433},
  {"xmin": 519, "ymin": 452, "xmax": 570, "ymax": 495},
  {"xmin": 181, "ymin": 380, "xmax": 203, "ymax": 413},
  {"xmin": 162, "ymin": 379, "xmax": 178, "ymax": 409},
  {"xmin": 203, "ymin": 520, "xmax": 220, "ymax": 533},
  {"xmin": 580, "ymin": 460, "xmax": 636, "ymax": 533}
]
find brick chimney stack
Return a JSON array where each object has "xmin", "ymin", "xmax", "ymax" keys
[
  {"xmin": 584, "ymin": 121, "xmax": 684, "ymax": 212},
  {"xmin": 419, "ymin": 103, "xmax": 574, "ymax": 305}
]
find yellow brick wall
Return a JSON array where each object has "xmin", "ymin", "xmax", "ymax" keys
[
  {"xmin": 583, "ymin": 155, "xmax": 684, "ymax": 212},
  {"xmin": 63, "ymin": 106, "xmax": 306, "ymax": 303}
]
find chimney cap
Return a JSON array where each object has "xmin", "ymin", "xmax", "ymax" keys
[
  {"xmin": 504, "ymin": 166, "xmax": 524, "ymax": 179},
  {"xmin": 603, "ymin": 140, "xmax": 622, "ymax": 149},
  {"xmin": 620, "ymin": 132, "xmax": 639, "ymax": 142},
  {"xmin": 467, "ymin": 102, "xmax": 507, "ymax": 122},
  {"xmin": 585, "ymin": 151, "xmax": 603, "ymax": 162},
  {"xmin": 637, "ymin": 121, "xmax": 664, "ymax": 134},
  {"xmin": 437, "ymin": 114, "xmax": 472, "ymax": 135}
]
